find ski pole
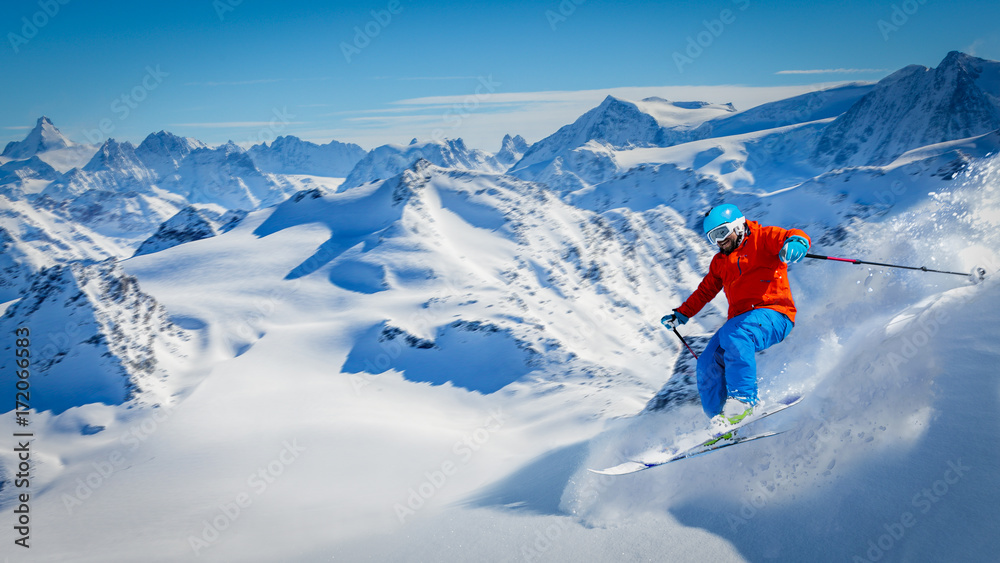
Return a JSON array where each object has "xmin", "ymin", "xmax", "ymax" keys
[
  {"xmin": 805, "ymin": 253, "xmax": 986, "ymax": 282},
  {"xmin": 673, "ymin": 328, "xmax": 699, "ymax": 360}
]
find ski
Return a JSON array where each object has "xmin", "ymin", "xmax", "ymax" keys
[
  {"xmin": 659, "ymin": 429, "xmax": 785, "ymax": 464},
  {"xmin": 588, "ymin": 394, "xmax": 803, "ymax": 476},
  {"xmin": 589, "ymin": 430, "xmax": 785, "ymax": 475}
]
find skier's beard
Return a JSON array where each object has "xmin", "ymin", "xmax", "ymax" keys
[{"xmin": 718, "ymin": 235, "xmax": 739, "ymax": 255}]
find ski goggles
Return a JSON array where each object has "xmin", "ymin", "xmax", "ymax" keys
[{"xmin": 706, "ymin": 217, "xmax": 745, "ymax": 244}]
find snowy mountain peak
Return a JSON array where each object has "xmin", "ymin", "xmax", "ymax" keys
[
  {"xmin": 340, "ymin": 137, "xmax": 503, "ymax": 190},
  {"xmin": 512, "ymin": 95, "xmax": 735, "ymax": 177},
  {"xmin": 135, "ymin": 131, "xmax": 207, "ymax": 180},
  {"xmin": 247, "ymin": 135, "xmax": 366, "ymax": 177},
  {"xmin": 940, "ymin": 49, "xmax": 981, "ymax": 72},
  {"xmin": 163, "ymin": 143, "xmax": 293, "ymax": 210},
  {"xmin": 220, "ymin": 140, "xmax": 245, "ymax": 155},
  {"xmin": 1, "ymin": 115, "xmax": 75, "ymax": 159},
  {"xmin": 496, "ymin": 134, "xmax": 529, "ymax": 167},
  {"xmin": 511, "ymin": 96, "xmax": 664, "ymax": 174},
  {"xmin": 83, "ymin": 138, "xmax": 143, "ymax": 172},
  {"xmin": 43, "ymin": 138, "xmax": 157, "ymax": 198},
  {"xmin": 813, "ymin": 50, "xmax": 1000, "ymax": 168}
]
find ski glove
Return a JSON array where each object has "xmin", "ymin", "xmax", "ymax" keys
[
  {"xmin": 660, "ymin": 310, "xmax": 689, "ymax": 330},
  {"xmin": 779, "ymin": 235, "xmax": 809, "ymax": 264}
]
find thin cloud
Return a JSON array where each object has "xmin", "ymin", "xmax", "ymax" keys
[
  {"xmin": 4, "ymin": 125, "xmax": 32, "ymax": 130},
  {"xmin": 169, "ymin": 121, "xmax": 308, "ymax": 128},
  {"xmin": 184, "ymin": 78, "xmax": 285, "ymax": 87},
  {"xmin": 169, "ymin": 82, "xmax": 870, "ymax": 152},
  {"xmin": 335, "ymin": 83, "xmax": 863, "ymax": 150},
  {"xmin": 389, "ymin": 84, "xmax": 857, "ymax": 109},
  {"xmin": 396, "ymin": 76, "xmax": 482, "ymax": 81},
  {"xmin": 369, "ymin": 76, "xmax": 481, "ymax": 81},
  {"xmin": 775, "ymin": 68, "xmax": 888, "ymax": 75},
  {"xmin": 328, "ymin": 102, "xmax": 528, "ymax": 118},
  {"xmin": 185, "ymin": 76, "xmax": 334, "ymax": 87},
  {"xmin": 327, "ymin": 105, "xmax": 455, "ymax": 116}
]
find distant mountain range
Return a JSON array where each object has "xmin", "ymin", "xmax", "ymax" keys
[{"xmin": 247, "ymin": 135, "xmax": 366, "ymax": 177}]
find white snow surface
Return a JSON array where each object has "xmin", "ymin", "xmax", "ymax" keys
[{"xmin": 1, "ymin": 51, "xmax": 1000, "ymax": 562}]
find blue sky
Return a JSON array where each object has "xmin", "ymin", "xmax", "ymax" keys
[{"xmin": 2, "ymin": 0, "xmax": 998, "ymax": 151}]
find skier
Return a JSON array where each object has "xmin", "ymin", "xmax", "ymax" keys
[{"xmin": 660, "ymin": 204, "xmax": 810, "ymax": 432}]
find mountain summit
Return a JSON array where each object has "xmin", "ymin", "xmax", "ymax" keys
[
  {"xmin": 814, "ymin": 51, "xmax": 1000, "ymax": 167},
  {"xmin": 135, "ymin": 130, "xmax": 208, "ymax": 180},
  {"xmin": 248, "ymin": 135, "xmax": 366, "ymax": 177},
  {"xmin": 495, "ymin": 134, "xmax": 529, "ymax": 168},
  {"xmin": 512, "ymin": 96, "xmax": 735, "ymax": 173},
  {"xmin": 2, "ymin": 116, "xmax": 75, "ymax": 159}
]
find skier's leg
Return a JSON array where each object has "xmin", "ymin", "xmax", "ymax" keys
[
  {"xmin": 717, "ymin": 315, "xmax": 759, "ymax": 405},
  {"xmin": 696, "ymin": 330, "xmax": 727, "ymax": 417},
  {"xmin": 718, "ymin": 309, "xmax": 793, "ymax": 405}
]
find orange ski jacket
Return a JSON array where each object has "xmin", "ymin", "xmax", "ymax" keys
[{"xmin": 676, "ymin": 220, "xmax": 810, "ymax": 324}]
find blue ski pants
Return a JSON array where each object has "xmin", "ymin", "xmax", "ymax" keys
[{"xmin": 696, "ymin": 308, "xmax": 793, "ymax": 417}]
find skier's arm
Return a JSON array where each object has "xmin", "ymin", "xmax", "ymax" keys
[{"xmin": 675, "ymin": 260, "xmax": 724, "ymax": 319}]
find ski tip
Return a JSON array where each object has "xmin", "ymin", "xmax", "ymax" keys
[
  {"xmin": 587, "ymin": 461, "xmax": 649, "ymax": 476},
  {"xmin": 778, "ymin": 394, "xmax": 804, "ymax": 406}
]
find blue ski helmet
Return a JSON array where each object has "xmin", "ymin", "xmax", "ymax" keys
[{"xmin": 703, "ymin": 204, "xmax": 745, "ymax": 244}]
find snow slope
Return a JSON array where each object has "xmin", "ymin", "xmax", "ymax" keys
[
  {"xmin": 704, "ymin": 82, "xmax": 874, "ymax": 138},
  {"xmin": 0, "ymin": 259, "xmax": 192, "ymax": 414},
  {"xmin": 0, "ymin": 193, "xmax": 128, "ymax": 302},
  {"xmin": 133, "ymin": 206, "xmax": 246, "ymax": 257}
]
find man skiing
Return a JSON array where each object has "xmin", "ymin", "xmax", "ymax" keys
[{"xmin": 661, "ymin": 204, "xmax": 810, "ymax": 432}]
